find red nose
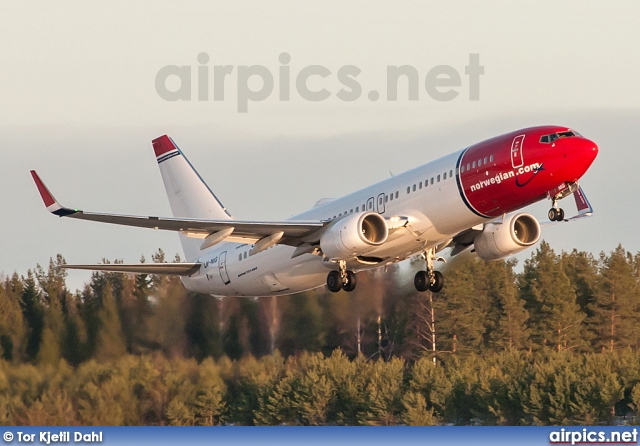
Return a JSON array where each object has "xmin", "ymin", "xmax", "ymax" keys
[
  {"xmin": 581, "ymin": 137, "xmax": 599, "ymax": 167},
  {"xmin": 569, "ymin": 137, "xmax": 598, "ymax": 180}
]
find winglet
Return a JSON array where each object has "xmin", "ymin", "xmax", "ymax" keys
[{"xmin": 30, "ymin": 171, "xmax": 76, "ymax": 216}]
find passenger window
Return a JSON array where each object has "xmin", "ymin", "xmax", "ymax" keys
[
  {"xmin": 244, "ymin": 251, "xmax": 247, "ymax": 259},
  {"xmin": 484, "ymin": 157, "xmax": 488, "ymax": 164},
  {"xmin": 389, "ymin": 194, "xmax": 393, "ymax": 201},
  {"xmin": 407, "ymin": 187, "xmax": 410, "ymax": 194},
  {"xmin": 443, "ymin": 172, "xmax": 447, "ymax": 180},
  {"xmin": 467, "ymin": 163, "xmax": 470, "ymax": 171},
  {"xmin": 384, "ymin": 195, "xmax": 388, "ymax": 202},
  {"xmin": 413, "ymin": 184, "xmax": 416, "ymax": 192},
  {"xmin": 419, "ymin": 181, "xmax": 423, "ymax": 189},
  {"xmin": 437, "ymin": 174, "xmax": 441, "ymax": 182},
  {"xmin": 450, "ymin": 169, "xmax": 453, "ymax": 177},
  {"xmin": 472, "ymin": 161, "xmax": 476, "ymax": 169},
  {"xmin": 395, "ymin": 191, "xmax": 399, "ymax": 198},
  {"xmin": 461, "ymin": 165, "xmax": 465, "ymax": 173},
  {"xmin": 350, "ymin": 209, "xmax": 353, "ymax": 213},
  {"xmin": 430, "ymin": 178, "xmax": 434, "ymax": 185},
  {"xmin": 238, "ymin": 254, "xmax": 242, "ymax": 261},
  {"xmin": 489, "ymin": 154, "xmax": 494, "ymax": 162},
  {"xmin": 478, "ymin": 159, "xmax": 482, "ymax": 167}
]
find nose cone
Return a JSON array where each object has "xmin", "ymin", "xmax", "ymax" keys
[
  {"xmin": 585, "ymin": 138, "xmax": 600, "ymax": 162},
  {"xmin": 567, "ymin": 137, "xmax": 598, "ymax": 180},
  {"xmin": 581, "ymin": 137, "xmax": 599, "ymax": 166}
]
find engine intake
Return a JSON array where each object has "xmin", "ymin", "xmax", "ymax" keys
[
  {"xmin": 474, "ymin": 213, "xmax": 541, "ymax": 261},
  {"xmin": 320, "ymin": 212, "xmax": 388, "ymax": 260}
]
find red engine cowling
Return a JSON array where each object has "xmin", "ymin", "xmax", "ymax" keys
[
  {"xmin": 474, "ymin": 213, "xmax": 541, "ymax": 261},
  {"xmin": 320, "ymin": 212, "xmax": 388, "ymax": 260}
]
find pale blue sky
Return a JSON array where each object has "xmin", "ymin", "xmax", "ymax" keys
[{"xmin": 2, "ymin": 1, "xmax": 639, "ymax": 289}]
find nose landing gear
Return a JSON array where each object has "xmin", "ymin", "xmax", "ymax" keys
[
  {"xmin": 548, "ymin": 205, "xmax": 565, "ymax": 222},
  {"xmin": 548, "ymin": 182, "xmax": 579, "ymax": 222}
]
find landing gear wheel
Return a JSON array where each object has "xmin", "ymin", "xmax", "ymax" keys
[
  {"xmin": 343, "ymin": 271, "xmax": 357, "ymax": 292},
  {"xmin": 429, "ymin": 271, "xmax": 444, "ymax": 293},
  {"xmin": 414, "ymin": 270, "xmax": 429, "ymax": 292},
  {"xmin": 548, "ymin": 208, "xmax": 565, "ymax": 222},
  {"xmin": 327, "ymin": 270, "xmax": 342, "ymax": 293}
]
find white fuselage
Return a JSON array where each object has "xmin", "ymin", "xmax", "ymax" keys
[
  {"xmin": 32, "ymin": 126, "xmax": 598, "ymax": 296},
  {"xmin": 183, "ymin": 150, "xmax": 480, "ymax": 296}
]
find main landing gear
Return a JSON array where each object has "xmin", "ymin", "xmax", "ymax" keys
[
  {"xmin": 327, "ymin": 260, "xmax": 357, "ymax": 293},
  {"xmin": 414, "ymin": 248, "xmax": 444, "ymax": 293}
]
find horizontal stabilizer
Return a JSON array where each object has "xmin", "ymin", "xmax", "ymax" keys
[{"xmin": 60, "ymin": 263, "xmax": 201, "ymax": 276}]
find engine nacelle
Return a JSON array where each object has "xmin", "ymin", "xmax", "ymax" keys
[
  {"xmin": 474, "ymin": 213, "xmax": 541, "ymax": 261},
  {"xmin": 320, "ymin": 212, "xmax": 389, "ymax": 260}
]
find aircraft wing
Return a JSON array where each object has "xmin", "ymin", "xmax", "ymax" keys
[
  {"xmin": 60, "ymin": 262, "xmax": 202, "ymax": 276},
  {"xmin": 31, "ymin": 171, "xmax": 325, "ymax": 246}
]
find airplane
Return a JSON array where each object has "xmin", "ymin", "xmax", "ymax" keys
[{"xmin": 31, "ymin": 126, "xmax": 598, "ymax": 297}]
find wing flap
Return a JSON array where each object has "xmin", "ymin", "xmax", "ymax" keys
[
  {"xmin": 60, "ymin": 263, "xmax": 201, "ymax": 276},
  {"xmin": 65, "ymin": 210, "xmax": 323, "ymax": 238}
]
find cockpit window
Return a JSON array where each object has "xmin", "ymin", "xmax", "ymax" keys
[{"xmin": 540, "ymin": 130, "xmax": 576, "ymax": 144}]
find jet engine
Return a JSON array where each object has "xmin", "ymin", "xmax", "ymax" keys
[
  {"xmin": 320, "ymin": 212, "xmax": 388, "ymax": 260},
  {"xmin": 474, "ymin": 213, "xmax": 541, "ymax": 261}
]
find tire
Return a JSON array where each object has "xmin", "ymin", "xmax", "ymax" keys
[
  {"xmin": 343, "ymin": 271, "xmax": 357, "ymax": 292},
  {"xmin": 414, "ymin": 270, "xmax": 429, "ymax": 292},
  {"xmin": 429, "ymin": 271, "xmax": 444, "ymax": 293},
  {"xmin": 327, "ymin": 270, "xmax": 342, "ymax": 292},
  {"xmin": 557, "ymin": 208, "xmax": 565, "ymax": 221},
  {"xmin": 548, "ymin": 208, "xmax": 558, "ymax": 221}
]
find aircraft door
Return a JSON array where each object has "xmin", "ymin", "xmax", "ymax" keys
[
  {"xmin": 218, "ymin": 251, "xmax": 231, "ymax": 285},
  {"xmin": 376, "ymin": 193, "xmax": 386, "ymax": 214},
  {"xmin": 366, "ymin": 197, "xmax": 374, "ymax": 212},
  {"xmin": 510, "ymin": 134, "xmax": 525, "ymax": 168}
]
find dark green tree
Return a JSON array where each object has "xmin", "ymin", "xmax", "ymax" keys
[
  {"xmin": 19, "ymin": 271, "xmax": 44, "ymax": 361},
  {"xmin": 592, "ymin": 246, "xmax": 640, "ymax": 352},
  {"xmin": 0, "ymin": 277, "xmax": 26, "ymax": 361},
  {"xmin": 435, "ymin": 259, "xmax": 492, "ymax": 354},
  {"xmin": 519, "ymin": 242, "xmax": 587, "ymax": 352},
  {"xmin": 484, "ymin": 260, "xmax": 530, "ymax": 351},
  {"xmin": 94, "ymin": 284, "xmax": 127, "ymax": 362}
]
